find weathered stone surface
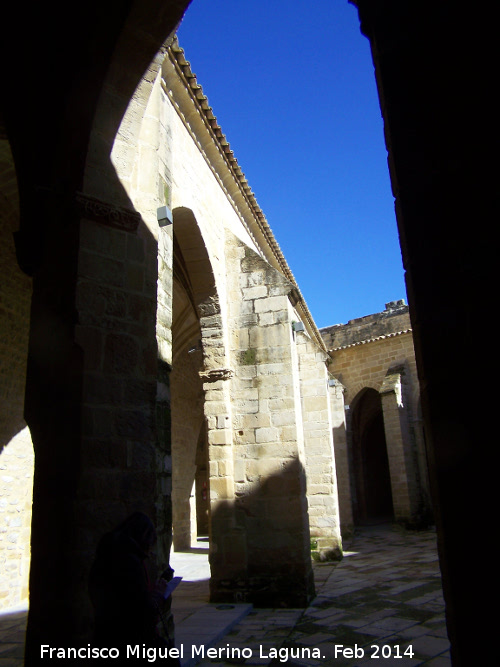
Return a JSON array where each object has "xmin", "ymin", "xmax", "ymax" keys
[{"xmin": 320, "ymin": 303, "xmax": 431, "ymax": 533}]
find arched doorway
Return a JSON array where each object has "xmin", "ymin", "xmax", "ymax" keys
[
  {"xmin": 170, "ymin": 207, "xmax": 215, "ymax": 552},
  {"xmin": 350, "ymin": 388, "xmax": 393, "ymax": 525}
]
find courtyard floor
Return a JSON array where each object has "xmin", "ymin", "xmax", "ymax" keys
[{"xmin": 0, "ymin": 524, "xmax": 450, "ymax": 666}]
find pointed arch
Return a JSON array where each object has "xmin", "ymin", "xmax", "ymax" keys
[
  {"xmin": 349, "ymin": 387, "xmax": 394, "ymax": 525},
  {"xmin": 170, "ymin": 206, "xmax": 224, "ymax": 552}
]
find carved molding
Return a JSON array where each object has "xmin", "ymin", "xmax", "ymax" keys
[
  {"xmin": 379, "ymin": 370, "xmax": 403, "ymax": 407},
  {"xmin": 75, "ymin": 192, "xmax": 141, "ymax": 232},
  {"xmin": 199, "ymin": 368, "xmax": 234, "ymax": 383}
]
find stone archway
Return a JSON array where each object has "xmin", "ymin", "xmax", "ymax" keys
[
  {"xmin": 0, "ymin": 2, "xmax": 492, "ymax": 660},
  {"xmin": 170, "ymin": 207, "xmax": 220, "ymax": 554},
  {"xmin": 350, "ymin": 388, "xmax": 394, "ymax": 525}
]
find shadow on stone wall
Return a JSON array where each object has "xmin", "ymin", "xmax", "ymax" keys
[{"xmin": 209, "ymin": 456, "xmax": 316, "ymax": 609}]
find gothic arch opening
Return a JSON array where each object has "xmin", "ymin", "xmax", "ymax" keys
[
  {"xmin": 350, "ymin": 388, "xmax": 393, "ymax": 525},
  {"xmin": 170, "ymin": 207, "xmax": 217, "ymax": 552}
]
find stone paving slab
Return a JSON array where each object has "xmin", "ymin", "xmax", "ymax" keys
[
  {"xmin": 0, "ymin": 604, "xmax": 27, "ymax": 666},
  {"xmin": 193, "ymin": 525, "xmax": 450, "ymax": 666},
  {"xmin": 0, "ymin": 525, "xmax": 451, "ymax": 666},
  {"xmin": 176, "ymin": 603, "xmax": 253, "ymax": 667}
]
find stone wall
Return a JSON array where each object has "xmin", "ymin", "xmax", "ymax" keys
[
  {"xmin": 329, "ymin": 332, "xmax": 418, "ymax": 405},
  {"xmin": 0, "ymin": 1, "xmax": 492, "ymax": 658},
  {"xmin": 208, "ymin": 236, "xmax": 316, "ymax": 606},
  {"xmin": 296, "ymin": 333, "xmax": 342, "ymax": 559},
  {"xmin": 321, "ymin": 302, "xmax": 431, "ymax": 531},
  {"xmin": 171, "ymin": 346, "xmax": 205, "ymax": 549},
  {"xmin": 0, "ymin": 140, "xmax": 33, "ymax": 610},
  {"xmin": 0, "ymin": 428, "xmax": 33, "ymax": 609},
  {"xmin": 321, "ymin": 300, "xmax": 410, "ymax": 350}
]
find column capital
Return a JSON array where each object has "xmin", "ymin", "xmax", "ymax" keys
[{"xmin": 199, "ymin": 368, "xmax": 234, "ymax": 383}]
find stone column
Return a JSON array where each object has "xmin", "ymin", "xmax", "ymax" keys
[
  {"xmin": 0, "ymin": 145, "xmax": 33, "ymax": 610},
  {"xmin": 202, "ymin": 367, "xmax": 242, "ymax": 599},
  {"xmin": 171, "ymin": 352, "xmax": 205, "ymax": 551},
  {"xmin": 328, "ymin": 378, "xmax": 354, "ymax": 537},
  {"xmin": 23, "ymin": 191, "xmax": 87, "ymax": 657},
  {"xmin": 411, "ymin": 413, "xmax": 433, "ymax": 521},
  {"xmin": 216, "ymin": 239, "xmax": 314, "ymax": 607},
  {"xmin": 156, "ymin": 218, "xmax": 175, "ymax": 566},
  {"xmin": 296, "ymin": 335, "xmax": 342, "ymax": 559},
  {"xmin": 379, "ymin": 367, "xmax": 419, "ymax": 523},
  {"xmin": 24, "ymin": 192, "xmax": 161, "ymax": 655}
]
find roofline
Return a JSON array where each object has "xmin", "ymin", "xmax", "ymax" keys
[
  {"xmin": 328, "ymin": 328, "xmax": 413, "ymax": 352},
  {"xmin": 163, "ymin": 36, "xmax": 326, "ymax": 352}
]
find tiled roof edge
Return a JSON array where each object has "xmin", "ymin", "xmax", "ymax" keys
[{"xmin": 329, "ymin": 329, "xmax": 413, "ymax": 352}]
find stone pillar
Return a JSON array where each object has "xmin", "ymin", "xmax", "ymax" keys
[
  {"xmin": 296, "ymin": 335, "xmax": 342, "ymax": 559},
  {"xmin": 379, "ymin": 367, "xmax": 419, "ymax": 524},
  {"xmin": 24, "ymin": 192, "xmax": 161, "ymax": 654},
  {"xmin": 23, "ymin": 191, "xmax": 88, "ymax": 657},
  {"xmin": 0, "ymin": 148, "xmax": 33, "ymax": 609},
  {"xmin": 328, "ymin": 378, "xmax": 354, "ymax": 537},
  {"xmin": 171, "ymin": 351, "xmax": 204, "ymax": 551},
  {"xmin": 214, "ymin": 239, "xmax": 314, "ymax": 607},
  {"xmin": 156, "ymin": 217, "xmax": 175, "ymax": 566},
  {"xmin": 411, "ymin": 413, "xmax": 433, "ymax": 521},
  {"xmin": 156, "ymin": 359, "xmax": 174, "ymax": 560},
  {"xmin": 186, "ymin": 287, "xmax": 240, "ymax": 598},
  {"xmin": 203, "ymin": 368, "xmax": 241, "ymax": 597},
  {"xmin": 0, "ymin": 427, "xmax": 33, "ymax": 609}
]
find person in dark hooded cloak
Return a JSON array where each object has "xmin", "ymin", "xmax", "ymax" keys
[{"xmin": 89, "ymin": 512, "xmax": 179, "ymax": 664}]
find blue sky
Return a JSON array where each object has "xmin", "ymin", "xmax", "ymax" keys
[{"xmin": 177, "ymin": 0, "xmax": 407, "ymax": 329}]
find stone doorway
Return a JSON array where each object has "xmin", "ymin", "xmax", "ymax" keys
[
  {"xmin": 170, "ymin": 208, "xmax": 214, "ymax": 553},
  {"xmin": 350, "ymin": 388, "xmax": 394, "ymax": 525}
]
